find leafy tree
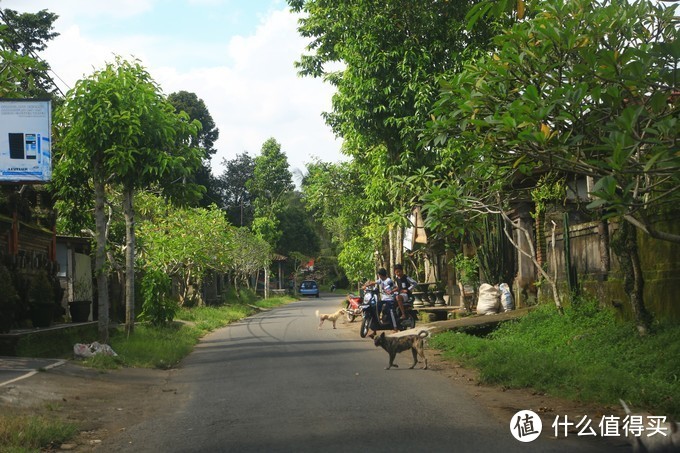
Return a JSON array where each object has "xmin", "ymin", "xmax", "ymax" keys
[
  {"xmin": 217, "ymin": 152, "xmax": 255, "ymax": 227},
  {"xmin": 137, "ymin": 194, "xmax": 235, "ymax": 306},
  {"xmin": 427, "ymin": 0, "xmax": 678, "ymax": 333},
  {"xmin": 0, "ymin": 8, "xmax": 59, "ymax": 96},
  {"xmin": 167, "ymin": 91, "xmax": 222, "ymax": 208},
  {"xmin": 276, "ymin": 191, "xmax": 320, "ymax": 258},
  {"xmin": 248, "ymin": 138, "xmax": 294, "ymax": 249},
  {"xmin": 56, "ymin": 57, "xmax": 202, "ymax": 340},
  {"xmin": 288, "ymin": 0, "xmax": 499, "ymax": 268}
]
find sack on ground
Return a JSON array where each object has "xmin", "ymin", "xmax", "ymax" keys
[
  {"xmin": 499, "ymin": 283, "xmax": 514, "ymax": 312},
  {"xmin": 73, "ymin": 341, "xmax": 118, "ymax": 358},
  {"xmin": 477, "ymin": 283, "xmax": 501, "ymax": 315}
]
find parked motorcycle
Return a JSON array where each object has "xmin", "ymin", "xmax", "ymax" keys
[
  {"xmin": 359, "ymin": 287, "xmax": 418, "ymax": 338},
  {"xmin": 345, "ymin": 292, "xmax": 363, "ymax": 322}
]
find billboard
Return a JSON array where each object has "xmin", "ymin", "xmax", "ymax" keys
[{"xmin": 0, "ymin": 99, "xmax": 52, "ymax": 183}]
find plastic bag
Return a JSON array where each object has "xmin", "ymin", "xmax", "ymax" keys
[{"xmin": 73, "ymin": 341, "xmax": 118, "ymax": 358}]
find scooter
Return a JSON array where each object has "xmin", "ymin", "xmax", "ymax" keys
[
  {"xmin": 345, "ymin": 292, "xmax": 363, "ymax": 322},
  {"xmin": 359, "ymin": 287, "xmax": 418, "ymax": 338}
]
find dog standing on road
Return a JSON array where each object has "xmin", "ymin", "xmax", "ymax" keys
[
  {"xmin": 316, "ymin": 308, "xmax": 346, "ymax": 329},
  {"xmin": 620, "ymin": 399, "xmax": 680, "ymax": 452},
  {"xmin": 374, "ymin": 330, "xmax": 429, "ymax": 370}
]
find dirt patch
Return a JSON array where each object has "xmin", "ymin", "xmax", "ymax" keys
[{"xmin": 0, "ymin": 363, "xmax": 186, "ymax": 452}]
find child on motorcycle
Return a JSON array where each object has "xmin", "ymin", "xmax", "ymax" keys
[{"xmin": 393, "ymin": 263, "xmax": 417, "ymax": 320}]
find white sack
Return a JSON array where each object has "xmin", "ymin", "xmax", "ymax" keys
[
  {"xmin": 499, "ymin": 283, "xmax": 514, "ymax": 312},
  {"xmin": 477, "ymin": 283, "xmax": 501, "ymax": 315}
]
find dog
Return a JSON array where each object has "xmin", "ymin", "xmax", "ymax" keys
[
  {"xmin": 374, "ymin": 330, "xmax": 429, "ymax": 370},
  {"xmin": 316, "ymin": 308, "xmax": 346, "ymax": 329},
  {"xmin": 620, "ymin": 399, "xmax": 680, "ymax": 452}
]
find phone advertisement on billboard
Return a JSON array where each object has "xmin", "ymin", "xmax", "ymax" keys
[{"xmin": 0, "ymin": 99, "xmax": 52, "ymax": 183}]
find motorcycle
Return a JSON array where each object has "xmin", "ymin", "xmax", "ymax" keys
[
  {"xmin": 345, "ymin": 292, "xmax": 363, "ymax": 322},
  {"xmin": 359, "ymin": 287, "xmax": 418, "ymax": 338}
]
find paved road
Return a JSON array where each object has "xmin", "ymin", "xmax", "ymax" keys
[{"xmin": 102, "ymin": 294, "xmax": 623, "ymax": 452}]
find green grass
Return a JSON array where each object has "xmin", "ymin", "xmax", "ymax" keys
[
  {"xmin": 82, "ymin": 295, "xmax": 294, "ymax": 370},
  {"xmin": 0, "ymin": 414, "xmax": 77, "ymax": 452},
  {"xmin": 429, "ymin": 301, "xmax": 680, "ymax": 419}
]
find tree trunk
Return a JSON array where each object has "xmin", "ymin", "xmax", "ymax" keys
[
  {"xmin": 123, "ymin": 186, "xmax": 136, "ymax": 335},
  {"xmin": 613, "ymin": 222, "xmax": 651, "ymax": 335},
  {"xmin": 93, "ymin": 159, "xmax": 110, "ymax": 343}
]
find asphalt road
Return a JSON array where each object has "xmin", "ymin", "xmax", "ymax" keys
[{"xmin": 103, "ymin": 294, "xmax": 622, "ymax": 452}]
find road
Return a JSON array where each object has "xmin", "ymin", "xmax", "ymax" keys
[{"xmin": 104, "ymin": 294, "xmax": 622, "ymax": 452}]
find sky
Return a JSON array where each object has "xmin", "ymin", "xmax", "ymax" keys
[{"xmin": 1, "ymin": 0, "xmax": 345, "ymax": 182}]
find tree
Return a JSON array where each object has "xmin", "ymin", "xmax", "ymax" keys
[
  {"xmin": 248, "ymin": 138, "xmax": 294, "ymax": 249},
  {"xmin": 427, "ymin": 0, "xmax": 678, "ymax": 333},
  {"xmin": 217, "ymin": 152, "xmax": 255, "ymax": 227},
  {"xmin": 167, "ymin": 91, "xmax": 222, "ymax": 208},
  {"xmin": 56, "ymin": 57, "xmax": 202, "ymax": 340},
  {"xmin": 136, "ymin": 194, "xmax": 235, "ymax": 306},
  {"xmin": 0, "ymin": 8, "xmax": 59, "ymax": 96},
  {"xmin": 288, "ymin": 0, "xmax": 499, "ymax": 269}
]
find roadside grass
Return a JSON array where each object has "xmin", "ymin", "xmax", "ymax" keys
[
  {"xmin": 1, "ymin": 295, "xmax": 295, "ymax": 451},
  {"xmin": 83, "ymin": 295, "xmax": 294, "ymax": 370},
  {"xmin": 0, "ymin": 414, "xmax": 77, "ymax": 452},
  {"xmin": 429, "ymin": 301, "xmax": 680, "ymax": 419}
]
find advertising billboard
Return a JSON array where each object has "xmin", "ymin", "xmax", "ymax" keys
[{"xmin": 0, "ymin": 99, "xmax": 52, "ymax": 183}]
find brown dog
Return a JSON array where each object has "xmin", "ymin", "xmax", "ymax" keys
[
  {"xmin": 316, "ymin": 308, "xmax": 346, "ymax": 329},
  {"xmin": 374, "ymin": 330, "xmax": 429, "ymax": 370}
]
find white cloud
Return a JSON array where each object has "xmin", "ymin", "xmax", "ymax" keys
[{"xmin": 5, "ymin": 1, "xmax": 344, "ymax": 181}]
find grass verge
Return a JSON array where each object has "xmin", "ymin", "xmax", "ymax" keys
[
  {"xmin": 0, "ymin": 414, "xmax": 78, "ymax": 452},
  {"xmin": 428, "ymin": 301, "xmax": 680, "ymax": 419}
]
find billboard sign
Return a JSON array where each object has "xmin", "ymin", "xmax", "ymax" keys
[{"xmin": 0, "ymin": 99, "xmax": 52, "ymax": 183}]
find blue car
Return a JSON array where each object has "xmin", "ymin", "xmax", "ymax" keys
[{"xmin": 299, "ymin": 280, "xmax": 320, "ymax": 298}]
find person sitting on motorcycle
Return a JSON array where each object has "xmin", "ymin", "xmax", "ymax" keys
[
  {"xmin": 362, "ymin": 268, "xmax": 399, "ymax": 335},
  {"xmin": 393, "ymin": 263, "xmax": 417, "ymax": 320}
]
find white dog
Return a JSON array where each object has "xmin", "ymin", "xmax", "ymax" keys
[{"xmin": 316, "ymin": 309, "xmax": 346, "ymax": 329}]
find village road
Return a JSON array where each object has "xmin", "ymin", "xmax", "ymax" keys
[{"xmin": 103, "ymin": 295, "xmax": 622, "ymax": 452}]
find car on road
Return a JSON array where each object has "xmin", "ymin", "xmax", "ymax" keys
[{"xmin": 299, "ymin": 280, "xmax": 320, "ymax": 298}]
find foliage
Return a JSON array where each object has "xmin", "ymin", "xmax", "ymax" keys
[
  {"xmin": 139, "ymin": 269, "xmax": 178, "ymax": 327},
  {"xmin": 429, "ymin": 0, "xmax": 679, "ymax": 242},
  {"xmin": 167, "ymin": 90, "xmax": 222, "ymax": 209},
  {"xmin": 0, "ymin": 8, "xmax": 60, "ymax": 97},
  {"xmin": 136, "ymin": 193, "xmax": 236, "ymax": 305},
  {"xmin": 429, "ymin": 301, "xmax": 680, "ymax": 418},
  {"xmin": 337, "ymin": 235, "xmax": 377, "ymax": 284},
  {"xmin": 454, "ymin": 255, "xmax": 480, "ymax": 290},
  {"xmin": 289, "ymin": 0, "xmax": 500, "ymax": 256},
  {"xmin": 217, "ymin": 152, "xmax": 255, "ymax": 227},
  {"xmin": 248, "ymin": 138, "xmax": 294, "ymax": 250}
]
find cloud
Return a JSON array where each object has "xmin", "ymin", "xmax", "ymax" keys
[{"xmin": 7, "ymin": 0, "xmax": 344, "ymax": 181}]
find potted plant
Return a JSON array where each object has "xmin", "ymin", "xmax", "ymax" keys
[
  {"xmin": 28, "ymin": 271, "xmax": 56, "ymax": 328},
  {"xmin": 0, "ymin": 263, "xmax": 19, "ymax": 333}
]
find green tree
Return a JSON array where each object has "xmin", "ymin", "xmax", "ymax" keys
[
  {"xmin": 217, "ymin": 152, "xmax": 255, "ymax": 227},
  {"xmin": 0, "ymin": 8, "xmax": 59, "ymax": 96},
  {"xmin": 427, "ymin": 0, "xmax": 678, "ymax": 333},
  {"xmin": 167, "ymin": 91, "xmax": 222, "ymax": 208},
  {"xmin": 56, "ymin": 57, "xmax": 202, "ymax": 340},
  {"xmin": 137, "ymin": 194, "xmax": 235, "ymax": 306},
  {"xmin": 288, "ymin": 0, "xmax": 498, "ymax": 267},
  {"xmin": 248, "ymin": 138, "xmax": 294, "ymax": 249}
]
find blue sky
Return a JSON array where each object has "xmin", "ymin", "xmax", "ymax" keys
[{"xmin": 1, "ymin": 0, "xmax": 344, "ymax": 180}]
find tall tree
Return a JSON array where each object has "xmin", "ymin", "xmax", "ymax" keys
[
  {"xmin": 167, "ymin": 91, "xmax": 222, "ymax": 208},
  {"xmin": 217, "ymin": 152, "xmax": 255, "ymax": 227},
  {"xmin": 56, "ymin": 57, "xmax": 202, "ymax": 340},
  {"xmin": 0, "ymin": 8, "xmax": 59, "ymax": 96},
  {"xmin": 248, "ymin": 138, "xmax": 294, "ymax": 249}
]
